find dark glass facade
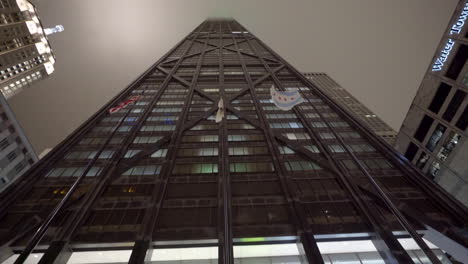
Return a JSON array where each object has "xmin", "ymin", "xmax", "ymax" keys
[{"xmin": 0, "ymin": 20, "xmax": 467, "ymax": 264}]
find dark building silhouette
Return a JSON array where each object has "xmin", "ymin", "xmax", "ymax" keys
[{"xmin": 0, "ymin": 20, "xmax": 467, "ymax": 264}]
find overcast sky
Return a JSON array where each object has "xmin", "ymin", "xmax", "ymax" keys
[{"xmin": 9, "ymin": 0, "xmax": 458, "ymax": 154}]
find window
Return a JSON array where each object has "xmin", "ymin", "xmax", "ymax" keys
[
  {"xmin": 445, "ymin": 44, "xmax": 468, "ymax": 80},
  {"xmin": 140, "ymin": 125, "xmax": 176, "ymax": 131},
  {"xmin": 328, "ymin": 145, "xmax": 345, "ymax": 153},
  {"xmin": 362, "ymin": 159, "xmax": 393, "ymax": 170},
  {"xmin": 284, "ymin": 161, "xmax": 321, "ymax": 171},
  {"xmin": 278, "ymin": 146, "xmax": 295, "ymax": 154},
  {"xmin": 338, "ymin": 132, "xmax": 361, "ymax": 139},
  {"xmin": 347, "ymin": 144, "xmax": 375, "ymax": 153},
  {"xmin": 404, "ymin": 142, "xmax": 419, "ymax": 161},
  {"xmin": 190, "ymin": 124, "xmax": 218, "ymax": 130},
  {"xmin": 426, "ymin": 124, "xmax": 446, "ymax": 151},
  {"xmin": 124, "ymin": 149, "xmax": 141, "ymax": 158},
  {"xmin": 442, "ymin": 90, "xmax": 466, "ymax": 122},
  {"xmin": 415, "ymin": 153, "xmax": 429, "ymax": 169},
  {"xmin": 228, "ymin": 134, "xmax": 264, "ymax": 142},
  {"xmin": 305, "ymin": 113, "xmax": 319, "ymax": 118},
  {"xmin": 270, "ymin": 122, "xmax": 303, "ymax": 129},
  {"xmin": 131, "ymin": 108, "xmax": 144, "ymax": 113},
  {"xmin": 414, "ymin": 115, "xmax": 434, "ymax": 142},
  {"xmin": 305, "ymin": 145, "xmax": 320, "ymax": 153},
  {"xmin": 146, "ymin": 116, "xmax": 179, "ymax": 122},
  {"xmin": 133, "ymin": 136, "xmax": 162, "ymax": 144},
  {"xmin": 428, "ymin": 82, "xmax": 451, "ymax": 113},
  {"xmin": 329, "ymin": 121, "xmax": 350, "ymax": 128},
  {"xmin": 342, "ymin": 160, "xmax": 357, "ymax": 170},
  {"xmin": 283, "ymin": 133, "xmax": 310, "ymax": 140},
  {"xmin": 227, "ymin": 123, "xmax": 255, "ymax": 130},
  {"xmin": 0, "ymin": 138, "xmax": 10, "ymax": 150},
  {"xmin": 178, "ymin": 148, "xmax": 218, "ymax": 157},
  {"xmin": 151, "ymin": 149, "xmax": 168, "ymax": 158},
  {"xmin": 14, "ymin": 162, "xmax": 25, "ymax": 173},
  {"xmin": 173, "ymin": 163, "xmax": 218, "ymax": 174},
  {"xmin": 437, "ymin": 132, "xmax": 461, "ymax": 161},
  {"xmin": 6, "ymin": 151, "xmax": 17, "ymax": 162},
  {"xmin": 311, "ymin": 122, "xmax": 327, "ymax": 128},
  {"xmin": 229, "ymin": 162, "xmax": 274, "ymax": 173},
  {"xmin": 152, "ymin": 107, "xmax": 182, "ymax": 113},
  {"xmin": 123, "ymin": 165, "xmax": 161, "ymax": 176},
  {"xmin": 319, "ymin": 132, "xmax": 335, "ymax": 139},
  {"xmin": 266, "ymin": 113, "xmax": 297, "ymax": 119},
  {"xmin": 46, "ymin": 166, "xmax": 102, "ymax": 177},
  {"xmin": 229, "ymin": 147, "xmax": 268, "ymax": 156},
  {"xmin": 455, "ymin": 105, "xmax": 468, "ymax": 130},
  {"xmin": 182, "ymin": 135, "xmax": 219, "ymax": 142}
]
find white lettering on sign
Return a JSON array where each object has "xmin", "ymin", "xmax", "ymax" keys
[
  {"xmin": 432, "ymin": 2, "xmax": 468, "ymax": 71},
  {"xmin": 450, "ymin": 3, "xmax": 468, "ymax": 34},
  {"xmin": 432, "ymin": 39, "xmax": 455, "ymax": 71}
]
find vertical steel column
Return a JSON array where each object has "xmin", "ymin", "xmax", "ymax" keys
[
  {"xmin": 217, "ymin": 22, "xmax": 234, "ymax": 264},
  {"xmin": 237, "ymin": 22, "xmax": 414, "ymax": 264},
  {"xmin": 127, "ymin": 22, "xmax": 214, "ymax": 264},
  {"xmin": 227, "ymin": 22, "xmax": 324, "ymax": 264}
]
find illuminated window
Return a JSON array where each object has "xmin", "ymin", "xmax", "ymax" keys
[
  {"xmin": 283, "ymin": 133, "xmax": 310, "ymax": 140},
  {"xmin": 151, "ymin": 149, "xmax": 168, "ymax": 158},
  {"xmin": 182, "ymin": 135, "xmax": 219, "ymax": 142},
  {"xmin": 229, "ymin": 147, "xmax": 268, "ymax": 156},
  {"xmin": 133, "ymin": 136, "xmax": 162, "ymax": 144},
  {"xmin": 178, "ymin": 148, "xmax": 218, "ymax": 157},
  {"xmin": 227, "ymin": 123, "xmax": 255, "ymax": 130},
  {"xmin": 284, "ymin": 161, "xmax": 320, "ymax": 171},
  {"xmin": 173, "ymin": 163, "xmax": 218, "ymax": 174},
  {"xmin": 123, "ymin": 165, "xmax": 161, "ymax": 176},
  {"xmin": 228, "ymin": 134, "xmax": 264, "ymax": 142},
  {"xmin": 140, "ymin": 125, "xmax": 176, "ymax": 131},
  {"xmin": 229, "ymin": 162, "xmax": 274, "ymax": 173}
]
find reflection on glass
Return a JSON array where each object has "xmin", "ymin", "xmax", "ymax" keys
[
  {"xmin": 416, "ymin": 153, "xmax": 429, "ymax": 169},
  {"xmin": 428, "ymin": 161, "xmax": 441, "ymax": 178},
  {"xmin": 426, "ymin": 124, "xmax": 446, "ymax": 152},
  {"xmin": 436, "ymin": 132, "xmax": 460, "ymax": 162}
]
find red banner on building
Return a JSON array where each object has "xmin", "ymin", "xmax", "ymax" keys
[{"xmin": 108, "ymin": 96, "xmax": 141, "ymax": 114}]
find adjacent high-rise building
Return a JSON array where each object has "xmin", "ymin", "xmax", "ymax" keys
[
  {"xmin": 0, "ymin": 93, "xmax": 37, "ymax": 192},
  {"xmin": 304, "ymin": 73, "xmax": 397, "ymax": 145},
  {"xmin": 1, "ymin": 20, "xmax": 467, "ymax": 264},
  {"xmin": 0, "ymin": 0, "xmax": 57, "ymax": 99},
  {"xmin": 395, "ymin": 0, "xmax": 468, "ymax": 208}
]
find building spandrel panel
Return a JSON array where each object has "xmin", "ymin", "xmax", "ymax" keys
[{"xmin": 0, "ymin": 20, "xmax": 467, "ymax": 264}]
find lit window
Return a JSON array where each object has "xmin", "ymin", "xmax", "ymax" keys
[
  {"xmin": 229, "ymin": 162, "xmax": 274, "ymax": 173},
  {"xmin": 173, "ymin": 163, "xmax": 218, "ymax": 174},
  {"xmin": 123, "ymin": 165, "xmax": 161, "ymax": 176},
  {"xmin": 284, "ymin": 161, "xmax": 320, "ymax": 171}
]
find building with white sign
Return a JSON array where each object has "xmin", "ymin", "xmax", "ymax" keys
[
  {"xmin": 0, "ymin": 0, "xmax": 59, "ymax": 99},
  {"xmin": 304, "ymin": 73, "xmax": 397, "ymax": 145},
  {"xmin": 395, "ymin": 0, "xmax": 468, "ymax": 207}
]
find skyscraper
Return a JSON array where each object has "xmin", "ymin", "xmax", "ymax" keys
[
  {"xmin": 0, "ymin": 0, "xmax": 57, "ymax": 99},
  {"xmin": 1, "ymin": 20, "xmax": 467, "ymax": 264},
  {"xmin": 304, "ymin": 73, "xmax": 397, "ymax": 145},
  {"xmin": 0, "ymin": 93, "xmax": 38, "ymax": 192},
  {"xmin": 394, "ymin": 0, "xmax": 468, "ymax": 208}
]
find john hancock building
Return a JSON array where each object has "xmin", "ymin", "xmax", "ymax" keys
[{"xmin": 1, "ymin": 20, "xmax": 468, "ymax": 264}]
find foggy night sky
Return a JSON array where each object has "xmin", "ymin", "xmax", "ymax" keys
[{"xmin": 9, "ymin": 0, "xmax": 458, "ymax": 154}]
